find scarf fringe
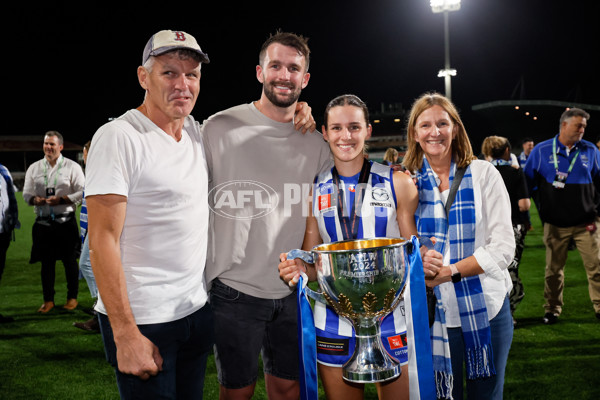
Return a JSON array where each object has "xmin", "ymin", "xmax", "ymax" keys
[
  {"xmin": 465, "ymin": 344, "xmax": 496, "ymax": 380},
  {"xmin": 435, "ymin": 370, "xmax": 454, "ymax": 400},
  {"xmin": 430, "ymin": 291, "xmax": 453, "ymax": 399}
]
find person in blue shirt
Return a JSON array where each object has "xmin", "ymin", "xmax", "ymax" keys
[
  {"xmin": 523, "ymin": 107, "xmax": 600, "ymax": 324},
  {"xmin": 518, "ymin": 137, "xmax": 534, "ymax": 169},
  {"xmin": 0, "ymin": 164, "xmax": 20, "ymax": 323}
]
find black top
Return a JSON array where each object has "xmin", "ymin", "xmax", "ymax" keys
[{"xmin": 495, "ymin": 165, "xmax": 530, "ymax": 225}]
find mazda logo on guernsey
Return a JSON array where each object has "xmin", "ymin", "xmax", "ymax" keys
[{"xmin": 209, "ymin": 180, "xmax": 279, "ymax": 220}]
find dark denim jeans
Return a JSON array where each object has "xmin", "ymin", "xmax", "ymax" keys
[
  {"xmin": 447, "ymin": 296, "xmax": 513, "ymax": 400},
  {"xmin": 98, "ymin": 304, "xmax": 214, "ymax": 400}
]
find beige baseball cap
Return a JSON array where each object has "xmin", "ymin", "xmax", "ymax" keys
[{"xmin": 142, "ymin": 30, "xmax": 210, "ymax": 65}]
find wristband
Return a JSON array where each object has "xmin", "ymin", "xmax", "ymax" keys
[{"xmin": 450, "ymin": 264, "xmax": 461, "ymax": 283}]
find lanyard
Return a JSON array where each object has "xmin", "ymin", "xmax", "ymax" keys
[
  {"xmin": 552, "ymin": 136, "xmax": 580, "ymax": 176},
  {"xmin": 331, "ymin": 160, "xmax": 372, "ymax": 240},
  {"xmin": 42, "ymin": 156, "xmax": 64, "ymax": 188}
]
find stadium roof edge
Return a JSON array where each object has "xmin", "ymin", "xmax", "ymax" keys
[{"xmin": 472, "ymin": 100, "xmax": 600, "ymax": 111}]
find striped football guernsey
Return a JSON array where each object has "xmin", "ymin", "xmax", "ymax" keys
[{"xmin": 311, "ymin": 161, "xmax": 408, "ymax": 366}]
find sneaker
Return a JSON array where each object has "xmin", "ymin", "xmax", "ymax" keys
[{"xmin": 542, "ymin": 312, "xmax": 558, "ymax": 325}]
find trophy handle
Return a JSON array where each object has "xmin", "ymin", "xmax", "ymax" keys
[
  {"xmin": 287, "ymin": 249, "xmax": 315, "ymax": 264},
  {"xmin": 304, "ymin": 286, "xmax": 326, "ymax": 304},
  {"xmin": 286, "ymin": 249, "xmax": 327, "ymax": 304}
]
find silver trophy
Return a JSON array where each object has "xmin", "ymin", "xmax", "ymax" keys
[{"xmin": 288, "ymin": 237, "xmax": 411, "ymax": 383}]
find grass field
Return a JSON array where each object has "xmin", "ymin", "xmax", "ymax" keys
[{"xmin": 1, "ymin": 197, "xmax": 599, "ymax": 399}]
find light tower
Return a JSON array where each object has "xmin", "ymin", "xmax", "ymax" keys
[{"xmin": 430, "ymin": 0, "xmax": 461, "ymax": 100}]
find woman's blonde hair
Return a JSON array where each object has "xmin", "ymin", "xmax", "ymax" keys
[
  {"xmin": 402, "ymin": 92, "xmax": 476, "ymax": 172},
  {"xmin": 383, "ymin": 148, "xmax": 399, "ymax": 163},
  {"xmin": 481, "ymin": 135, "xmax": 509, "ymax": 159}
]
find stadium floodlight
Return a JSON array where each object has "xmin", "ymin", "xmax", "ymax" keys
[
  {"xmin": 430, "ymin": 0, "xmax": 461, "ymax": 100},
  {"xmin": 437, "ymin": 69, "xmax": 457, "ymax": 77},
  {"xmin": 430, "ymin": 0, "xmax": 461, "ymax": 13}
]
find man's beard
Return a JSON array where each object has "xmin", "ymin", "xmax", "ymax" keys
[{"xmin": 263, "ymin": 81, "xmax": 302, "ymax": 108}]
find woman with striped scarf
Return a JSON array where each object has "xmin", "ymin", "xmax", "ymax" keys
[{"xmin": 403, "ymin": 93, "xmax": 515, "ymax": 400}]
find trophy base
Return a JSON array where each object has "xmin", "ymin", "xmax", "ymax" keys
[
  {"xmin": 342, "ymin": 365, "xmax": 401, "ymax": 384},
  {"xmin": 342, "ymin": 333, "xmax": 401, "ymax": 383}
]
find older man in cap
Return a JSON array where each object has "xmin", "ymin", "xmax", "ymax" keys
[{"xmin": 85, "ymin": 30, "xmax": 213, "ymax": 399}]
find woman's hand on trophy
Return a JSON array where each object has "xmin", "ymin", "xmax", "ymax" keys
[{"xmin": 422, "ymin": 248, "xmax": 443, "ymax": 278}]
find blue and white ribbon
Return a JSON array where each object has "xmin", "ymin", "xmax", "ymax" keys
[
  {"xmin": 405, "ymin": 235, "xmax": 437, "ymax": 399},
  {"xmin": 296, "ymin": 273, "xmax": 318, "ymax": 400}
]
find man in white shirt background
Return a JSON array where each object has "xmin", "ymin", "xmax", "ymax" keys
[{"xmin": 22, "ymin": 131, "xmax": 84, "ymax": 314}]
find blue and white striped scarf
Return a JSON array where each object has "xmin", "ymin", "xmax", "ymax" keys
[
  {"xmin": 490, "ymin": 159, "xmax": 512, "ymax": 167},
  {"xmin": 415, "ymin": 157, "xmax": 496, "ymax": 392}
]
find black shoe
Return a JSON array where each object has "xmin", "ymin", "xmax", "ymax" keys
[
  {"xmin": 73, "ymin": 315, "xmax": 100, "ymax": 332},
  {"xmin": 543, "ymin": 312, "xmax": 558, "ymax": 325},
  {"xmin": 81, "ymin": 307, "xmax": 96, "ymax": 316},
  {"xmin": 82, "ymin": 299, "xmax": 98, "ymax": 316},
  {"xmin": 0, "ymin": 313, "xmax": 14, "ymax": 323},
  {"xmin": 596, "ymin": 313, "xmax": 600, "ymax": 321}
]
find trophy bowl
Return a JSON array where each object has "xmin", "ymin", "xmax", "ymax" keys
[{"xmin": 311, "ymin": 237, "xmax": 411, "ymax": 383}]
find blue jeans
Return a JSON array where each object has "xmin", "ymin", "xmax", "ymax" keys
[
  {"xmin": 447, "ymin": 296, "xmax": 513, "ymax": 400},
  {"xmin": 78, "ymin": 236, "xmax": 97, "ymax": 298},
  {"xmin": 98, "ymin": 304, "xmax": 214, "ymax": 400}
]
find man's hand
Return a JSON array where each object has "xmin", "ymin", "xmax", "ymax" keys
[
  {"xmin": 278, "ymin": 253, "xmax": 308, "ymax": 287},
  {"xmin": 31, "ymin": 196, "xmax": 47, "ymax": 206},
  {"xmin": 115, "ymin": 330, "xmax": 163, "ymax": 380},
  {"xmin": 45, "ymin": 195, "xmax": 61, "ymax": 206},
  {"xmin": 294, "ymin": 102, "xmax": 316, "ymax": 134}
]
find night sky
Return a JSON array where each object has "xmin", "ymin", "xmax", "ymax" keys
[{"xmin": 6, "ymin": 0, "xmax": 600, "ymax": 146}]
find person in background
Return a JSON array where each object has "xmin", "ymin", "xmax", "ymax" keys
[
  {"xmin": 73, "ymin": 140, "xmax": 99, "ymax": 332},
  {"xmin": 518, "ymin": 137, "xmax": 535, "ymax": 230},
  {"xmin": 523, "ymin": 107, "xmax": 600, "ymax": 324},
  {"xmin": 0, "ymin": 163, "xmax": 20, "ymax": 323},
  {"xmin": 482, "ymin": 136, "xmax": 530, "ymax": 325},
  {"xmin": 383, "ymin": 147, "xmax": 399, "ymax": 165},
  {"xmin": 519, "ymin": 137, "xmax": 534, "ymax": 169},
  {"xmin": 23, "ymin": 131, "xmax": 84, "ymax": 314},
  {"xmin": 403, "ymin": 92, "xmax": 515, "ymax": 400}
]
